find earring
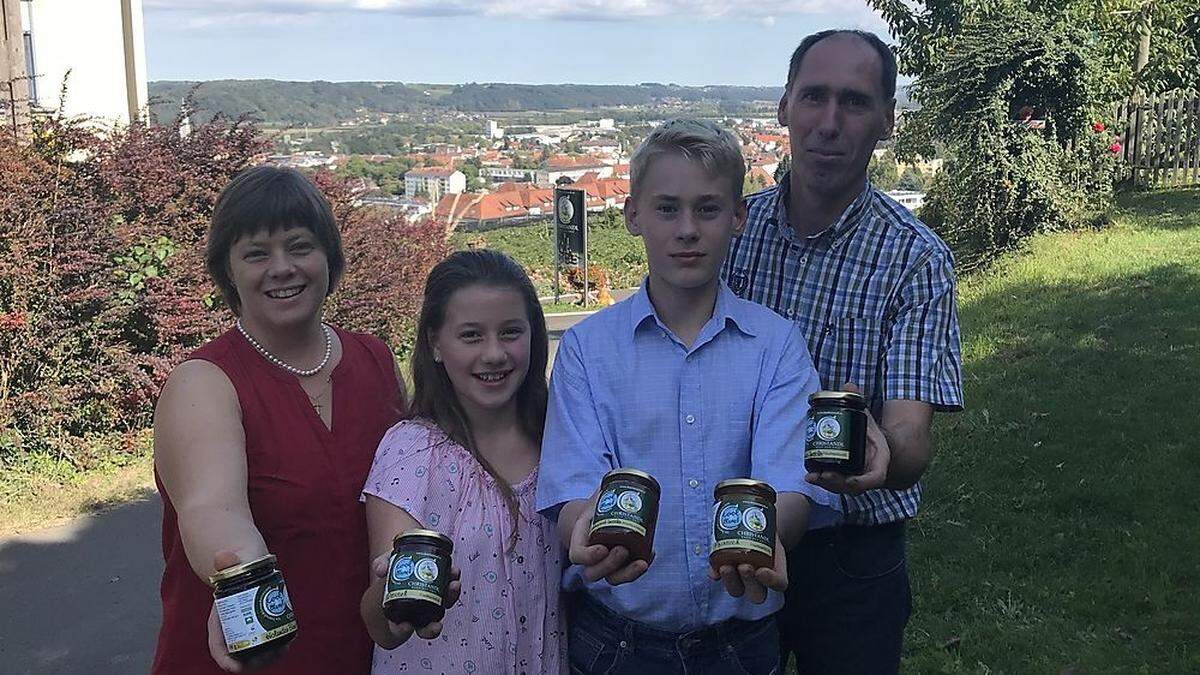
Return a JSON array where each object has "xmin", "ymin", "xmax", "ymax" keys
[{"xmin": 433, "ymin": 352, "xmax": 442, "ymax": 363}]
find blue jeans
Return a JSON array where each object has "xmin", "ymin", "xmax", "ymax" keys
[
  {"xmin": 777, "ymin": 521, "xmax": 912, "ymax": 675},
  {"xmin": 568, "ymin": 593, "xmax": 780, "ymax": 675}
]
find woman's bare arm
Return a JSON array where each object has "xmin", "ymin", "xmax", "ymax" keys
[{"xmin": 154, "ymin": 359, "xmax": 268, "ymax": 579}]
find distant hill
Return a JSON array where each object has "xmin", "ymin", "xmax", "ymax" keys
[{"xmin": 147, "ymin": 80, "xmax": 788, "ymax": 126}]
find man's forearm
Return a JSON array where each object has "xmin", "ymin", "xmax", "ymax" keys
[
  {"xmin": 775, "ymin": 492, "xmax": 811, "ymax": 549},
  {"xmin": 881, "ymin": 422, "xmax": 931, "ymax": 490}
]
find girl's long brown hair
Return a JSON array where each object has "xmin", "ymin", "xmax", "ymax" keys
[{"xmin": 408, "ymin": 250, "xmax": 549, "ymax": 547}]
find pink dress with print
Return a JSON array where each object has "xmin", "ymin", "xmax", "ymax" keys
[{"xmin": 362, "ymin": 419, "xmax": 567, "ymax": 675}]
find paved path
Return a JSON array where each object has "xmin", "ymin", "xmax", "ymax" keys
[
  {"xmin": 0, "ymin": 497, "xmax": 163, "ymax": 674},
  {"xmin": 0, "ymin": 306, "xmax": 606, "ymax": 674}
]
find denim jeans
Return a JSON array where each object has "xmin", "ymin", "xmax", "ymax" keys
[
  {"xmin": 568, "ymin": 593, "xmax": 780, "ymax": 675},
  {"xmin": 777, "ymin": 521, "xmax": 912, "ymax": 675}
]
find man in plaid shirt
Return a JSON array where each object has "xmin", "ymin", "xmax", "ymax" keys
[{"xmin": 722, "ymin": 30, "xmax": 963, "ymax": 673}]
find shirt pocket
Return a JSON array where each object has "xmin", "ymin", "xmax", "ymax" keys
[{"xmin": 812, "ymin": 316, "xmax": 885, "ymax": 394}]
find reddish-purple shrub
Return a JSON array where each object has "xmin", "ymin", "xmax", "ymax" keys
[{"xmin": 0, "ymin": 107, "xmax": 445, "ymax": 464}]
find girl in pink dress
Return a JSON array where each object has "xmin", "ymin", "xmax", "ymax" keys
[{"xmin": 360, "ymin": 250, "xmax": 566, "ymax": 675}]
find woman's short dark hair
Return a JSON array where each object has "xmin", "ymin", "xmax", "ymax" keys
[
  {"xmin": 205, "ymin": 165, "xmax": 344, "ymax": 315},
  {"xmin": 786, "ymin": 29, "xmax": 898, "ymax": 101}
]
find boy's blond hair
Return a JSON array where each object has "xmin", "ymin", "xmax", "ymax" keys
[{"xmin": 629, "ymin": 118, "xmax": 746, "ymax": 202}]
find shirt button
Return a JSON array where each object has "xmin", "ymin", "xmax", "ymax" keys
[
  {"xmin": 693, "ymin": 544, "xmax": 703, "ymax": 555},
  {"xmin": 688, "ymin": 479, "xmax": 699, "ymax": 488},
  {"xmin": 800, "ymin": 255, "xmax": 808, "ymax": 264},
  {"xmin": 786, "ymin": 309, "xmax": 795, "ymax": 318},
  {"xmin": 685, "ymin": 414, "xmax": 695, "ymax": 425}
]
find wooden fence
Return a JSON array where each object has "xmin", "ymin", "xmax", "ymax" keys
[{"xmin": 1116, "ymin": 91, "xmax": 1200, "ymax": 188}]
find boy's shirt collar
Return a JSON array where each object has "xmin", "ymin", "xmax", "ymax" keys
[{"xmin": 628, "ymin": 278, "xmax": 757, "ymax": 347}]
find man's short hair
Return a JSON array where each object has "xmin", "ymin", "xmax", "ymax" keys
[
  {"xmin": 786, "ymin": 29, "xmax": 897, "ymax": 101},
  {"xmin": 629, "ymin": 118, "xmax": 746, "ymax": 201}
]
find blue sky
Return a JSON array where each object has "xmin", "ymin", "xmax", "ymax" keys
[{"xmin": 144, "ymin": 1, "xmax": 890, "ymax": 86}]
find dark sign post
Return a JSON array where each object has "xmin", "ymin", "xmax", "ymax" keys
[{"xmin": 553, "ymin": 187, "xmax": 588, "ymax": 307}]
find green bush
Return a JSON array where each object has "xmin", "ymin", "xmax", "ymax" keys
[{"xmin": 889, "ymin": 6, "xmax": 1123, "ymax": 269}]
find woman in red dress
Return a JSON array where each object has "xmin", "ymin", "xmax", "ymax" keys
[{"xmin": 152, "ymin": 166, "xmax": 406, "ymax": 673}]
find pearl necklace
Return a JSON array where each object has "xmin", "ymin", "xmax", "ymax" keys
[{"xmin": 236, "ymin": 319, "xmax": 332, "ymax": 377}]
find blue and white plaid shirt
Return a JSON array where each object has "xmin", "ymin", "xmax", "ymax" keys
[{"xmin": 722, "ymin": 176, "xmax": 963, "ymax": 526}]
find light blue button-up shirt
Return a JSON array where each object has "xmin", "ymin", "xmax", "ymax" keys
[{"xmin": 536, "ymin": 281, "xmax": 838, "ymax": 631}]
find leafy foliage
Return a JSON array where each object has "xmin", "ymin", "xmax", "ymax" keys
[
  {"xmin": 869, "ymin": 150, "xmax": 900, "ymax": 190},
  {"xmin": 0, "ymin": 103, "xmax": 446, "ymax": 465},
  {"xmin": 871, "ymin": 1, "xmax": 1128, "ymax": 268}
]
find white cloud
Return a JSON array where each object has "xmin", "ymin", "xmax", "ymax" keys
[{"xmin": 146, "ymin": 0, "xmax": 881, "ymax": 23}]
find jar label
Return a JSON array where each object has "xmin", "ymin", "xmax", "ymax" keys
[
  {"xmin": 806, "ymin": 409, "xmax": 855, "ymax": 461},
  {"xmin": 215, "ymin": 577, "xmax": 297, "ymax": 654},
  {"xmin": 384, "ymin": 551, "xmax": 448, "ymax": 606},
  {"xmin": 590, "ymin": 479, "xmax": 652, "ymax": 537},
  {"xmin": 710, "ymin": 498, "xmax": 776, "ymax": 558}
]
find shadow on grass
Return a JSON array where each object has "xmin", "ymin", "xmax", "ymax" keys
[
  {"xmin": 0, "ymin": 496, "xmax": 163, "ymax": 674},
  {"xmin": 905, "ymin": 261, "xmax": 1200, "ymax": 672},
  {"xmin": 80, "ymin": 484, "xmax": 157, "ymax": 515},
  {"xmin": 1113, "ymin": 187, "xmax": 1200, "ymax": 231}
]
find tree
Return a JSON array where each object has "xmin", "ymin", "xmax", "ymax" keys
[
  {"xmin": 773, "ymin": 155, "xmax": 792, "ymax": 183},
  {"xmin": 897, "ymin": 167, "xmax": 926, "ymax": 192},
  {"xmin": 743, "ymin": 171, "xmax": 769, "ymax": 196},
  {"xmin": 869, "ymin": 150, "xmax": 900, "ymax": 190},
  {"xmin": 459, "ymin": 158, "xmax": 485, "ymax": 191},
  {"xmin": 868, "ymin": 0, "xmax": 1129, "ymax": 268}
]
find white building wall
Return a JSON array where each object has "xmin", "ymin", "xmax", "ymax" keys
[{"xmin": 23, "ymin": 0, "xmax": 146, "ymax": 124}]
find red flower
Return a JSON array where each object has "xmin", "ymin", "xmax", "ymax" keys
[
  {"xmin": 1109, "ymin": 142, "xmax": 1123, "ymax": 154},
  {"xmin": 1092, "ymin": 122, "xmax": 1106, "ymax": 132}
]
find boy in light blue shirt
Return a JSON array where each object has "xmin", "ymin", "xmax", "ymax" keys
[{"xmin": 536, "ymin": 118, "xmax": 839, "ymax": 674}]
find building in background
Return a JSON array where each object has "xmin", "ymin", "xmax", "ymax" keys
[
  {"xmin": 405, "ymin": 167, "xmax": 467, "ymax": 200},
  {"xmin": 0, "ymin": 0, "xmax": 147, "ymax": 129}
]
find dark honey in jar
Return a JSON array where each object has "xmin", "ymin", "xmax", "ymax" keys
[
  {"xmin": 587, "ymin": 468, "xmax": 660, "ymax": 563},
  {"xmin": 805, "ymin": 390, "xmax": 868, "ymax": 475},
  {"xmin": 210, "ymin": 554, "xmax": 298, "ymax": 662},
  {"xmin": 709, "ymin": 479, "xmax": 776, "ymax": 571},
  {"xmin": 383, "ymin": 529, "xmax": 454, "ymax": 627}
]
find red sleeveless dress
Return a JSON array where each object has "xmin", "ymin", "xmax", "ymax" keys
[{"xmin": 152, "ymin": 326, "xmax": 403, "ymax": 674}]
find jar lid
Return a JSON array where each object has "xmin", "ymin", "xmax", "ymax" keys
[
  {"xmin": 603, "ymin": 467, "xmax": 660, "ymax": 491},
  {"xmin": 714, "ymin": 478, "xmax": 777, "ymax": 501},
  {"xmin": 809, "ymin": 390, "xmax": 866, "ymax": 405},
  {"xmin": 394, "ymin": 528, "xmax": 454, "ymax": 550},
  {"xmin": 209, "ymin": 554, "xmax": 277, "ymax": 586}
]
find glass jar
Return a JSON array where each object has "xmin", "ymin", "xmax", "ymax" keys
[
  {"xmin": 210, "ymin": 554, "xmax": 298, "ymax": 662},
  {"xmin": 587, "ymin": 468, "xmax": 660, "ymax": 563},
  {"xmin": 805, "ymin": 390, "xmax": 868, "ymax": 475},
  {"xmin": 383, "ymin": 529, "xmax": 454, "ymax": 627},
  {"xmin": 709, "ymin": 479, "xmax": 776, "ymax": 571}
]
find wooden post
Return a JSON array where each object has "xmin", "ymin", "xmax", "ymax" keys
[
  {"xmin": 1188, "ymin": 96, "xmax": 1199, "ymax": 187},
  {"xmin": 1152, "ymin": 94, "xmax": 1165, "ymax": 187},
  {"xmin": 0, "ymin": 0, "xmax": 29, "ymax": 139},
  {"xmin": 1173, "ymin": 93, "xmax": 1186, "ymax": 186},
  {"xmin": 1130, "ymin": 101, "xmax": 1141, "ymax": 186},
  {"xmin": 1191, "ymin": 97, "xmax": 1200, "ymax": 187}
]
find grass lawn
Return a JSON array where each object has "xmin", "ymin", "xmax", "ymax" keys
[
  {"xmin": 903, "ymin": 188, "xmax": 1200, "ymax": 672},
  {"xmin": 450, "ymin": 220, "xmax": 647, "ymax": 295},
  {"xmin": 0, "ymin": 433, "xmax": 155, "ymax": 537}
]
